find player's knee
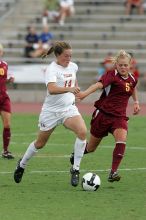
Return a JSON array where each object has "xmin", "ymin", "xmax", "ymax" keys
[
  {"xmin": 86, "ymin": 143, "xmax": 97, "ymax": 153},
  {"xmin": 3, "ymin": 121, "xmax": 11, "ymax": 128},
  {"xmin": 77, "ymin": 128, "xmax": 87, "ymax": 140},
  {"xmin": 4, "ymin": 125, "xmax": 10, "ymax": 129},
  {"xmin": 88, "ymin": 148, "xmax": 96, "ymax": 153},
  {"xmin": 35, "ymin": 141, "xmax": 46, "ymax": 149}
]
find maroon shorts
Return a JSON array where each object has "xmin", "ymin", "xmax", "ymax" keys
[
  {"xmin": 90, "ymin": 109, "xmax": 128, "ymax": 138},
  {"xmin": 0, "ymin": 95, "xmax": 11, "ymax": 113}
]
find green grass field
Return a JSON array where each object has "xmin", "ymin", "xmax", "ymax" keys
[{"xmin": 0, "ymin": 114, "xmax": 146, "ymax": 220}]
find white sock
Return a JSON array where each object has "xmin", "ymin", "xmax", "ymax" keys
[
  {"xmin": 20, "ymin": 142, "xmax": 38, "ymax": 168},
  {"xmin": 73, "ymin": 138, "xmax": 86, "ymax": 171}
]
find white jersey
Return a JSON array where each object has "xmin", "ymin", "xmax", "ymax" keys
[{"xmin": 41, "ymin": 61, "xmax": 78, "ymax": 113}]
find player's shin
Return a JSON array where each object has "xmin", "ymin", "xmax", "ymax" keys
[
  {"xmin": 20, "ymin": 141, "xmax": 38, "ymax": 168},
  {"xmin": 73, "ymin": 138, "xmax": 86, "ymax": 170},
  {"xmin": 111, "ymin": 142, "xmax": 126, "ymax": 173},
  {"xmin": 3, "ymin": 127, "xmax": 11, "ymax": 152}
]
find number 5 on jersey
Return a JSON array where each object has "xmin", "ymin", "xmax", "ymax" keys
[{"xmin": 125, "ymin": 83, "xmax": 130, "ymax": 92}]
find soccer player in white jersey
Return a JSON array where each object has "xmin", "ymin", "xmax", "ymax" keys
[{"xmin": 14, "ymin": 41, "xmax": 87, "ymax": 187}]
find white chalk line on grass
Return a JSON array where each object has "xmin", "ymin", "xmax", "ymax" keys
[
  {"xmin": 0, "ymin": 167, "xmax": 146, "ymax": 175},
  {"xmin": 12, "ymin": 130, "xmax": 73, "ymax": 136},
  {"xmin": 3, "ymin": 150, "xmax": 146, "ymax": 159},
  {"xmin": 10, "ymin": 142, "xmax": 146, "ymax": 151}
]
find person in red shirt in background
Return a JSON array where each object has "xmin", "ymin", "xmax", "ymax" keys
[
  {"xmin": 95, "ymin": 52, "xmax": 114, "ymax": 82},
  {"xmin": 125, "ymin": 0, "xmax": 144, "ymax": 15},
  {"xmin": 70, "ymin": 50, "xmax": 140, "ymax": 182},
  {"xmin": 103, "ymin": 52, "xmax": 114, "ymax": 73},
  {"xmin": 0, "ymin": 44, "xmax": 14, "ymax": 159},
  {"xmin": 129, "ymin": 52, "xmax": 140, "ymax": 79}
]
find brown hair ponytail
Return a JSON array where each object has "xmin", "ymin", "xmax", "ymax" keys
[
  {"xmin": 42, "ymin": 46, "xmax": 54, "ymax": 59},
  {"xmin": 42, "ymin": 41, "xmax": 71, "ymax": 59}
]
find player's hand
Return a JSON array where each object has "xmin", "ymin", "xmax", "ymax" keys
[
  {"xmin": 76, "ymin": 91, "xmax": 86, "ymax": 100},
  {"xmin": 133, "ymin": 103, "xmax": 140, "ymax": 115},
  {"xmin": 7, "ymin": 76, "xmax": 15, "ymax": 83},
  {"xmin": 75, "ymin": 97, "xmax": 81, "ymax": 103},
  {"xmin": 70, "ymin": 86, "xmax": 80, "ymax": 94}
]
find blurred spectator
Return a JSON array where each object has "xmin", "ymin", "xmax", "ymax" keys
[
  {"xmin": 58, "ymin": 0, "xmax": 75, "ymax": 26},
  {"xmin": 125, "ymin": 0, "xmax": 144, "ymax": 15},
  {"xmin": 103, "ymin": 51, "xmax": 113, "ymax": 62},
  {"xmin": 103, "ymin": 52, "xmax": 114, "ymax": 72},
  {"xmin": 24, "ymin": 26, "xmax": 39, "ymax": 58},
  {"xmin": 129, "ymin": 52, "xmax": 140, "ymax": 79},
  {"xmin": 30, "ymin": 25, "xmax": 54, "ymax": 58},
  {"xmin": 96, "ymin": 62, "xmax": 105, "ymax": 81},
  {"xmin": 39, "ymin": 25, "xmax": 54, "ymax": 46},
  {"xmin": 94, "ymin": 53, "xmax": 114, "ymax": 83},
  {"xmin": 42, "ymin": 0, "xmax": 60, "ymax": 26}
]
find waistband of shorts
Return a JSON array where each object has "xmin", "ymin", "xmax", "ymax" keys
[{"xmin": 98, "ymin": 108, "xmax": 128, "ymax": 120}]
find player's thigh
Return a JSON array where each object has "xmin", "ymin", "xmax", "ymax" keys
[
  {"xmin": 90, "ymin": 110, "xmax": 110, "ymax": 138},
  {"xmin": 64, "ymin": 115, "xmax": 87, "ymax": 139},
  {"xmin": 87, "ymin": 134, "xmax": 102, "ymax": 152}
]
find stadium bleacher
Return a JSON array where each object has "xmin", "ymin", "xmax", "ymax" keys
[
  {"xmin": 0, "ymin": 0, "xmax": 18, "ymax": 19},
  {"xmin": 0, "ymin": 0, "xmax": 146, "ymax": 91}
]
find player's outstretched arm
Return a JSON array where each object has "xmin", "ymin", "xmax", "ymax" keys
[{"xmin": 76, "ymin": 82, "xmax": 103, "ymax": 100}]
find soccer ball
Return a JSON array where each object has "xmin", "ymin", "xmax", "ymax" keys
[{"xmin": 81, "ymin": 172, "xmax": 101, "ymax": 191}]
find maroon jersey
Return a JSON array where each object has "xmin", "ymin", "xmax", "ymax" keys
[
  {"xmin": 0, "ymin": 60, "xmax": 8, "ymax": 94},
  {"xmin": 94, "ymin": 69, "xmax": 137, "ymax": 117},
  {"xmin": 0, "ymin": 60, "xmax": 11, "ymax": 113}
]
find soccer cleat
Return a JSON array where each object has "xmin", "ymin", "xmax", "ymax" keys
[
  {"xmin": 2, "ymin": 151, "xmax": 14, "ymax": 159},
  {"xmin": 14, "ymin": 159, "xmax": 24, "ymax": 183},
  {"xmin": 70, "ymin": 167, "xmax": 80, "ymax": 187},
  {"xmin": 108, "ymin": 171, "xmax": 121, "ymax": 182},
  {"xmin": 70, "ymin": 152, "xmax": 74, "ymax": 165}
]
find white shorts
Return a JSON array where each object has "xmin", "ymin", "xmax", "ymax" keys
[
  {"xmin": 33, "ymin": 43, "xmax": 39, "ymax": 49},
  {"xmin": 38, "ymin": 105, "xmax": 80, "ymax": 131},
  {"xmin": 48, "ymin": 11, "xmax": 59, "ymax": 20}
]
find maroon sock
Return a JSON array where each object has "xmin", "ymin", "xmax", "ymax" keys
[
  {"xmin": 3, "ymin": 128, "xmax": 11, "ymax": 152},
  {"xmin": 111, "ymin": 142, "xmax": 126, "ymax": 173}
]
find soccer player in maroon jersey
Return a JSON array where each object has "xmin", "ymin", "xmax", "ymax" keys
[
  {"xmin": 0, "ymin": 44, "xmax": 14, "ymax": 159},
  {"xmin": 70, "ymin": 50, "xmax": 140, "ymax": 182}
]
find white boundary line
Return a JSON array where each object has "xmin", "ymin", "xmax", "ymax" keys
[
  {"xmin": 10, "ymin": 142, "xmax": 146, "ymax": 150},
  {"xmin": 12, "ymin": 131, "xmax": 72, "ymax": 136},
  {"xmin": 0, "ymin": 167, "xmax": 146, "ymax": 175}
]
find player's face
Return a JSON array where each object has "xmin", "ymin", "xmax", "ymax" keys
[
  {"xmin": 57, "ymin": 49, "xmax": 72, "ymax": 67},
  {"xmin": 116, "ymin": 57, "xmax": 131, "ymax": 77}
]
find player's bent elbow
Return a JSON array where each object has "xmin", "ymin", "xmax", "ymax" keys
[{"xmin": 48, "ymin": 88, "xmax": 57, "ymax": 94}]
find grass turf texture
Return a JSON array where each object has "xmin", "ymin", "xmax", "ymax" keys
[{"xmin": 0, "ymin": 114, "xmax": 146, "ymax": 220}]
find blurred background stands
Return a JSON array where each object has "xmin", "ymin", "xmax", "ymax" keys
[{"xmin": 0, "ymin": 0, "xmax": 146, "ymax": 98}]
